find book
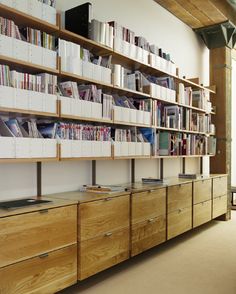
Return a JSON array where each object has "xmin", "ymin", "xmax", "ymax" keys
[
  {"xmin": 178, "ymin": 173, "xmax": 197, "ymax": 179},
  {"xmin": 142, "ymin": 178, "xmax": 164, "ymax": 183},
  {"xmin": 65, "ymin": 2, "xmax": 93, "ymax": 38}
]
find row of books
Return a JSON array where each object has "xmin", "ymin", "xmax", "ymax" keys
[
  {"xmin": 0, "ymin": 64, "xmax": 57, "ymax": 94},
  {"xmin": 89, "ymin": 19, "xmax": 114, "ymax": 49},
  {"xmin": 153, "ymin": 132, "xmax": 216, "ymax": 156},
  {"xmin": 113, "ymin": 96, "xmax": 151, "ymax": 112},
  {"xmin": 1, "ymin": 0, "xmax": 57, "ymax": 25},
  {"xmin": 113, "ymin": 128, "xmax": 148, "ymax": 143},
  {"xmin": 153, "ymin": 104, "xmax": 213, "ymax": 133},
  {"xmin": 0, "ymin": 16, "xmax": 55, "ymax": 50}
]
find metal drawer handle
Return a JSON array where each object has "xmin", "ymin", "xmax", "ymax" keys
[
  {"xmin": 149, "ymin": 190, "xmax": 156, "ymax": 193},
  {"xmin": 104, "ymin": 232, "xmax": 113, "ymax": 237},
  {"xmin": 39, "ymin": 253, "xmax": 49, "ymax": 259},
  {"xmin": 148, "ymin": 218, "xmax": 155, "ymax": 223},
  {"xmin": 104, "ymin": 198, "xmax": 112, "ymax": 201},
  {"xmin": 39, "ymin": 209, "xmax": 49, "ymax": 214},
  {"xmin": 178, "ymin": 209, "xmax": 182, "ymax": 214}
]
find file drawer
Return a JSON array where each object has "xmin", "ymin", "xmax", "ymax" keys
[
  {"xmin": 193, "ymin": 179, "xmax": 212, "ymax": 204},
  {"xmin": 213, "ymin": 176, "xmax": 227, "ymax": 198},
  {"xmin": 132, "ymin": 188, "xmax": 166, "ymax": 224},
  {"xmin": 131, "ymin": 215, "xmax": 166, "ymax": 257},
  {"xmin": 79, "ymin": 195, "xmax": 130, "ymax": 241},
  {"xmin": 193, "ymin": 200, "xmax": 212, "ymax": 228},
  {"xmin": 212, "ymin": 195, "xmax": 227, "ymax": 218},
  {"xmin": 79, "ymin": 227, "xmax": 129, "ymax": 280},
  {"xmin": 0, "ymin": 245, "xmax": 77, "ymax": 294},
  {"xmin": 167, "ymin": 206, "xmax": 192, "ymax": 240},
  {"xmin": 0, "ymin": 205, "xmax": 77, "ymax": 267},
  {"xmin": 168, "ymin": 183, "xmax": 192, "ymax": 213}
]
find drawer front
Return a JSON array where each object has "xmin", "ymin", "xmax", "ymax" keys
[
  {"xmin": 132, "ymin": 188, "xmax": 166, "ymax": 224},
  {"xmin": 193, "ymin": 179, "xmax": 212, "ymax": 204},
  {"xmin": 167, "ymin": 206, "xmax": 192, "ymax": 240},
  {"xmin": 193, "ymin": 200, "xmax": 212, "ymax": 228},
  {"xmin": 168, "ymin": 183, "xmax": 192, "ymax": 213},
  {"xmin": 79, "ymin": 195, "xmax": 130, "ymax": 241},
  {"xmin": 213, "ymin": 176, "xmax": 227, "ymax": 198},
  {"xmin": 131, "ymin": 215, "xmax": 166, "ymax": 257},
  {"xmin": 0, "ymin": 205, "xmax": 77, "ymax": 267},
  {"xmin": 79, "ymin": 227, "xmax": 129, "ymax": 280},
  {"xmin": 0, "ymin": 245, "xmax": 77, "ymax": 294},
  {"xmin": 213, "ymin": 195, "xmax": 227, "ymax": 218}
]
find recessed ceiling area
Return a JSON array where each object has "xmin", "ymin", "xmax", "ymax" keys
[{"xmin": 154, "ymin": 0, "xmax": 236, "ymax": 29}]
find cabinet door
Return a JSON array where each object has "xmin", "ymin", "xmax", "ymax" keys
[
  {"xmin": 0, "ymin": 245, "xmax": 77, "ymax": 294},
  {"xmin": 79, "ymin": 195, "xmax": 130, "ymax": 241},
  {"xmin": 193, "ymin": 179, "xmax": 212, "ymax": 204},
  {"xmin": 0, "ymin": 205, "xmax": 77, "ymax": 267},
  {"xmin": 213, "ymin": 176, "xmax": 227, "ymax": 198},
  {"xmin": 167, "ymin": 206, "xmax": 192, "ymax": 240},
  {"xmin": 193, "ymin": 200, "xmax": 212, "ymax": 228},
  {"xmin": 79, "ymin": 228, "xmax": 129, "ymax": 280},
  {"xmin": 213, "ymin": 195, "xmax": 227, "ymax": 218},
  {"xmin": 168, "ymin": 183, "xmax": 192, "ymax": 213},
  {"xmin": 131, "ymin": 215, "xmax": 166, "ymax": 257},
  {"xmin": 132, "ymin": 188, "xmax": 166, "ymax": 224}
]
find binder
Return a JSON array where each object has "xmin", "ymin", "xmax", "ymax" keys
[{"xmin": 65, "ymin": 2, "xmax": 93, "ymax": 38}]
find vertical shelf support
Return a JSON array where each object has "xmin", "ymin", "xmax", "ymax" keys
[
  {"xmin": 37, "ymin": 162, "xmax": 42, "ymax": 197},
  {"xmin": 131, "ymin": 159, "xmax": 135, "ymax": 183},
  {"xmin": 200, "ymin": 157, "xmax": 203, "ymax": 174},
  {"xmin": 92, "ymin": 160, "xmax": 96, "ymax": 185},
  {"xmin": 160, "ymin": 158, "xmax": 164, "ymax": 180},
  {"xmin": 182, "ymin": 158, "xmax": 186, "ymax": 174}
]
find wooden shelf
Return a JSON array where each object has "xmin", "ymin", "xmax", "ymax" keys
[
  {"xmin": 153, "ymin": 126, "xmax": 208, "ymax": 135},
  {"xmin": 113, "ymin": 120, "xmax": 151, "ymax": 128},
  {"xmin": 151, "ymin": 154, "xmax": 215, "ymax": 159},
  {"xmin": 60, "ymin": 157, "xmax": 113, "ymax": 161},
  {"xmin": 0, "ymin": 3, "xmax": 59, "ymax": 34},
  {"xmin": 0, "ymin": 157, "xmax": 59, "ymax": 163},
  {"xmin": 0, "ymin": 107, "xmax": 59, "ymax": 118},
  {"xmin": 113, "ymin": 155, "xmax": 151, "ymax": 160},
  {"xmin": 0, "ymin": 55, "xmax": 59, "ymax": 75},
  {"xmin": 60, "ymin": 114, "xmax": 113, "ymax": 124},
  {"xmin": 59, "ymin": 29, "xmax": 113, "ymax": 56}
]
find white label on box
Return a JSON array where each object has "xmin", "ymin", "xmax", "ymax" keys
[
  {"xmin": 0, "ymin": 137, "xmax": 15, "ymax": 158},
  {"xmin": 60, "ymin": 140, "xmax": 72, "ymax": 158},
  {"xmin": 60, "ymin": 96, "xmax": 71, "ymax": 116},
  {"xmin": 15, "ymin": 138, "xmax": 31, "ymax": 158},
  {"xmin": 29, "ymin": 91, "xmax": 43, "ymax": 112},
  {"xmin": 15, "ymin": 89, "xmax": 29, "ymax": 110},
  {"xmin": 43, "ymin": 139, "xmax": 57, "ymax": 157},
  {"xmin": 30, "ymin": 138, "xmax": 43, "ymax": 158},
  {"xmin": 0, "ymin": 86, "xmax": 15, "ymax": 108},
  {"xmin": 0, "ymin": 34, "xmax": 13, "ymax": 58}
]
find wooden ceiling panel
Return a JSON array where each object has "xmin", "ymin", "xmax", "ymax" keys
[{"xmin": 154, "ymin": 0, "xmax": 235, "ymax": 28}]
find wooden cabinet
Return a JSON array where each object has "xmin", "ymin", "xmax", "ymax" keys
[
  {"xmin": 132, "ymin": 188, "xmax": 166, "ymax": 224},
  {"xmin": 212, "ymin": 176, "xmax": 228, "ymax": 218},
  {"xmin": 193, "ymin": 179, "xmax": 212, "ymax": 204},
  {"xmin": 193, "ymin": 200, "xmax": 212, "ymax": 228},
  {"xmin": 131, "ymin": 188, "xmax": 166, "ymax": 256},
  {"xmin": 79, "ymin": 195, "xmax": 129, "ymax": 241},
  {"xmin": 79, "ymin": 228, "xmax": 129, "ymax": 280},
  {"xmin": 167, "ymin": 183, "xmax": 192, "ymax": 213},
  {"xmin": 213, "ymin": 195, "xmax": 227, "ymax": 218},
  {"xmin": 167, "ymin": 183, "xmax": 192, "ymax": 240},
  {"xmin": 131, "ymin": 215, "xmax": 166, "ymax": 256},
  {"xmin": 167, "ymin": 206, "xmax": 192, "ymax": 240},
  {"xmin": 213, "ymin": 176, "xmax": 227, "ymax": 198},
  {"xmin": 78, "ymin": 194, "xmax": 130, "ymax": 280},
  {"xmin": 0, "ymin": 205, "xmax": 77, "ymax": 267},
  {"xmin": 0, "ymin": 245, "xmax": 77, "ymax": 294}
]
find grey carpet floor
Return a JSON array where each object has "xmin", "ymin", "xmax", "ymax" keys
[{"xmin": 60, "ymin": 211, "xmax": 236, "ymax": 294}]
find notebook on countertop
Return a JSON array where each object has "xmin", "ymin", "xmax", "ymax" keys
[{"xmin": 0, "ymin": 199, "xmax": 52, "ymax": 210}]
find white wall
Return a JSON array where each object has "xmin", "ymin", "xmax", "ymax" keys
[{"xmin": 0, "ymin": 0, "xmax": 209, "ymax": 201}]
